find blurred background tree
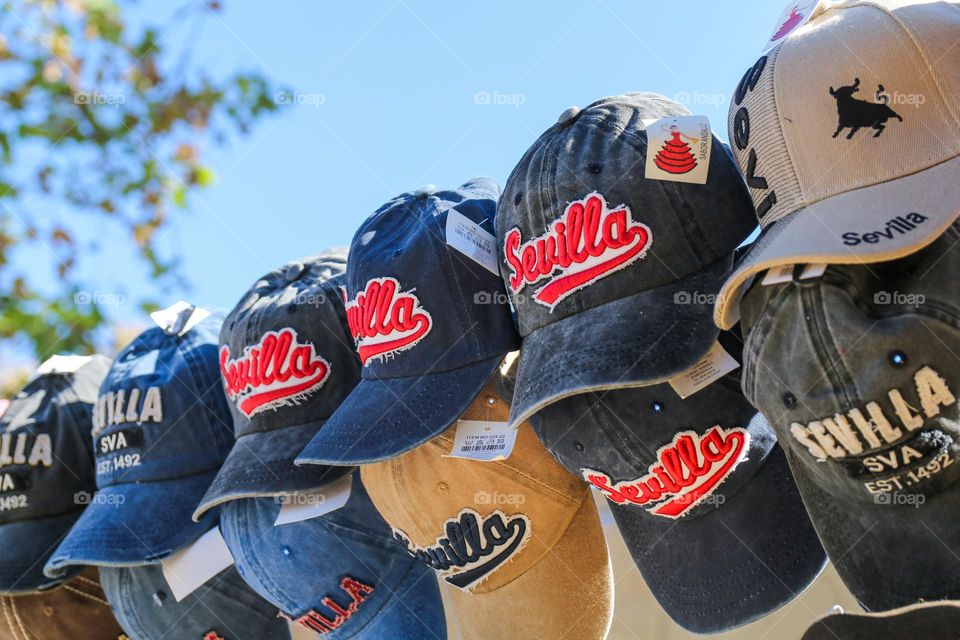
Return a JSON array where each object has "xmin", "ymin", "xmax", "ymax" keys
[{"xmin": 0, "ymin": 0, "xmax": 283, "ymax": 360}]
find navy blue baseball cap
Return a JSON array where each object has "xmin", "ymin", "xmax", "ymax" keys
[
  {"xmin": 0, "ymin": 356, "xmax": 110, "ymax": 594},
  {"xmin": 220, "ymin": 472, "xmax": 446, "ymax": 639},
  {"xmin": 296, "ymin": 178, "xmax": 519, "ymax": 465},
  {"xmin": 193, "ymin": 251, "xmax": 360, "ymax": 521},
  {"xmin": 102, "ymin": 562, "xmax": 290, "ymax": 640},
  {"xmin": 532, "ymin": 329, "xmax": 827, "ymax": 633},
  {"xmin": 45, "ymin": 311, "xmax": 234, "ymax": 575}
]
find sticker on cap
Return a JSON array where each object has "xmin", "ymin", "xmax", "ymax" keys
[
  {"xmin": 668, "ymin": 341, "xmax": 740, "ymax": 399},
  {"xmin": 150, "ymin": 301, "xmax": 210, "ymax": 336},
  {"xmin": 447, "ymin": 420, "xmax": 517, "ymax": 462},
  {"xmin": 160, "ymin": 526, "xmax": 234, "ymax": 601},
  {"xmin": 36, "ymin": 354, "xmax": 93, "ymax": 375},
  {"xmin": 763, "ymin": 0, "xmax": 828, "ymax": 52},
  {"xmin": 274, "ymin": 473, "xmax": 352, "ymax": 526},
  {"xmin": 446, "ymin": 209, "xmax": 499, "ymax": 276},
  {"xmin": 644, "ymin": 116, "xmax": 712, "ymax": 185}
]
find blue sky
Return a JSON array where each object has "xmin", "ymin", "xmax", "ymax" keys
[{"xmin": 11, "ymin": 1, "xmax": 788, "ymax": 364}]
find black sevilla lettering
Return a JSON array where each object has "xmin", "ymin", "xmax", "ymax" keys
[{"xmin": 733, "ymin": 56, "xmax": 777, "ymax": 221}]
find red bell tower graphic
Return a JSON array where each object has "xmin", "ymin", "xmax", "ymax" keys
[{"xmin": 653, "ymin": 127, "xmax": 699, "ymax": 175}]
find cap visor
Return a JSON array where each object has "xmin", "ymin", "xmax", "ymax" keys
[
  {"xmin": 789, "ymin": 449, "xmax": 960, "ymax": 612},
  {"xmin": 716, "ymin": 154, "xmax": 960, "ymax": 329},
  {"xmin": 509, "ymin": 256, "xmax": 732, "ymax": 428},
  {"xmin": 802, "ymin": 600, "xmax": 960, "ymax": 640},
  {"xmin": 44, "ymin": 473, "xmax": 219, "ymax": 577},
  {"xmin": 610, "ymin": 446, "xmax": 827, "ymax": 633},
  {"xmin": 296, "ymin": 355, "xmax": 503, "ymax": 465},
  {"xmin": 192, "ymin": 421, "xmax": 354, "ymax": 521},
  {"xmin": 444, "ymin": 496, "xmax": 613, "ymax": 640},
  {"xmin": 0, "ymin": 510, "xmax": 82, "ymax": 593}
]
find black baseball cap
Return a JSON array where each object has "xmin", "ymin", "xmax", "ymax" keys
[
  {"xmin": 296, "ymin": 178, "xmax": 520, "ymax": 465},
  {"xmin": 0, "ymin": 356, "xmax": 110, "ymax": 594},
  {"xmin": 497, "ymin": 93, "xmax": 756, "ymax": 428},
  {"xmin": 531, "ymin": 330, "xmax": 827, "ymax": 633},
  {"xmin": 739, "ymin": 220, "xmax": 960, "ymax": 611},
  {"xmin": 193, "ymin": 250, "xmax": 360, "ymax": 520},
  {"xmin": 802, "ymin": 601, "xmax": 960, "ymax": 640}
]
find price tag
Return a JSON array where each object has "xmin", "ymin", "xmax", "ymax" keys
[
  {"xmin": 150, "ymin": 301, "xmax": 210, "ymax": 336},
  {"xmin": 160, "ymin": 526, "xmax": 234, "ymax": 602},
  {"xmin": 448, "ymin": 420, "xmax": 517, "ymax": 462},
  {"xmin": 669, "ymin": 341, "xmax": 740, "ymax": 399},
  {"xmin": 274, "ymin": 474, "xmax": 353, "ymax": 526},
  {"xmin": 446, "ymin": 209, "xmax": 499, "ymax": 276},
  {"xmin": 36, "ymin": 355, "xmax": 93, "ymax": 375},
  {"xmin": 761, "ymin": 263, "xmax": 827, "ymax": 286}
]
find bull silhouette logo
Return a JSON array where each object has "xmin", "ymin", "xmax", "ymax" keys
[{"xmin": 829, "ymin": 78, "xmax": 903, "ymax": 139}]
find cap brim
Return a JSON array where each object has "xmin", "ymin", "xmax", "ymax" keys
[
  {"xmin": 802, "ymin": 600, "xmax": 960, "ymax": 640},
  {"xmin": 509, "ymin": 256, "xmax": 732, "ymax": 428},
  {"xmin": 443, "ymin": 495, "xmax": 612, "ymax": 640},
  {"xmin": 192, "ymin": 421, "xmax": 354, "ymax": 521},
  {"xmin": 609, "ymin": 446, "xmax": 827, "ymax": 633},
  {"xmin": 788, "ymin": 448, "xmax": 960, "ymax": 612},
  {"xmin": 296, "ymin": 356, "xmax": 503, "ymax": 465},
  {"xmin": 44, "ymin": 473, "xmax": 219, "ymax": 577},
  {"xmin": 0, "ymin": 510, "xmax": 83, "ymax": 593},
  {"xmin": 715, "ymin": 154, "xmax": 960, "ymax": 329}
]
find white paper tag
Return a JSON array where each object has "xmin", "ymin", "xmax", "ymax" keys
[
  {"xmin": 35, "ymin": 355, "xmax": 93, "ymax": 375},
  {"xmin": 160, "ymin": 526, "xmax": 234, "ymax": 602},
  {"xmin": 446, "ymin": 209, "xmax": 499, "ymax": 276},
  {"xmin": 274, "ymin": 474, "xmax": 353, "ymax": 526},
  {"xmin": 668, "ymin": 341, "xmax": 740, "ymax": 399},
  {"xmin": 763, "ymin": 0, "xmax": 829, "ymax": 51},
  {"xmin": 150, "ymin": 301, "xmax": 210, "ymax": 336},
  {"xmin": 644, "ymin": 116, "xmax": 712, "ymax": 185},
  {"xmin": 761, "ymin": 263, "xmax": 827, "ymax": 286},
  {"xmin": 0, "ymin": 399, "xmax": 9, "ymax": 419},
  {"xmin": 448, "ymin": 420, "xmax": 517, "ymax": 462}
]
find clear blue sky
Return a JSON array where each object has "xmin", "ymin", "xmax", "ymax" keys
[{"xmin": 11, "ymin": 1, "xmax": 788, "ymax": 364}]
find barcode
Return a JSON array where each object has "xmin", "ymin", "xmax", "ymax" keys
[{"xmin": 460, "ymin": 444, "xmax": 506, "ymax": 452}]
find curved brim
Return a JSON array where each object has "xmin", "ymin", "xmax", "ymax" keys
[
  {"xmin": 715, "ymin": 154, "xmax": 960, "ymax": 329},
  {"xmin": 193, "ymin": 421, "xmax": 354, "ymax": 521},
  {"xmin": 44, "ymin": 472, "xmax": 219, "ymax": 577},
  {"xmin": 296, "ymin": 356, "xmax": 504, "ymax": 465},
  {"xmin": 0, "ymin": 510, "xmax": 83, "ymax": 593},
  {"xmin": 444, "ymin": 495, "xmax": 613, "ymax": 640},
  {"xmin": 509, "ymin": 256, "xmax": 732, "ymax": 428},
  {"xmin": 788, "ymin": 448, "xmax": 960, "ymax": 612},
  {"xmin": 802, "ymin": 600, "xmax": 960, "ymax": 640},
  {"xmin": 610, "ymin": 446, "xmax": 827, "ymax": 634}
]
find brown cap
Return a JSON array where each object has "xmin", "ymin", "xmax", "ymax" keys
[
  {"xmin": 361, "ymin": 375, "xmax": 613, "ymax": 639},
  {"xmin": 0, "ymin": 567, "xmax": 124, "ymax": 640}
]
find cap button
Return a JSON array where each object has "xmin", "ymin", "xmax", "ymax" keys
[
  {"xmin": 413, "ymin": 185, "xmax": 437, "ymax": 199},
  {"xmin": 557, "ymin": 106, "xmax": 581, "ymax": 126},
  {"xmin": 284, "ymin": 262, "xmax": 304, "ymax": 282}
]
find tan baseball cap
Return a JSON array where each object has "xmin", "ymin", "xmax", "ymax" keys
[
  {"xmin": 715, "ymin": 0, "xmax": 960, "ymax": 330},
  {"xmin": 360, "ymin": 375, "xmax": 613, "ymax": 640},
  {"xmin": 0, "ymin": 567, "xmax": 125, "ymax": 640}
]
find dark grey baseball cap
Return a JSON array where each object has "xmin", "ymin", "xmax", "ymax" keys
[
  {"xmin": 531, "ymin": 329, "xmax": 827, "ymax": 633},
  {"xmin": 193, "ymin": 250, "xmax": 360, "ymax": 520},
  {"xmin": 740, "ymin": 220, "xmax": 960, "ymax": 611},
  {"xmin": 497, "ymin": 93, "xmax": 757, "ymax": 428},
  {"xmin": 802, "ymin": 601, "xmax": 960, "ymax": 640}
]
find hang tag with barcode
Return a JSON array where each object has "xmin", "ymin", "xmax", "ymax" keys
[
  {"xmin": 446, "ymin": 209, "xmax": 499, "ymax": 275},
  {"xmin": 668, "ymin": 341, "xmax": 740, "ymax": 399},
  {"xmin": 160, "ymin": 526, "xmax": 234, "ymax": 602},
  {"xmin": 448, "ymin": 421, "xmax": 517, "ymax": 462}
]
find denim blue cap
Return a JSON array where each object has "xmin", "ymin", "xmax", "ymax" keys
[
  {"xmin": 45, "ymin": 312, "xmax": 234, "ymax": 576},
  {"xmin": 0, "ymin": 356, "xmax": 110, "ymax": 594},
  {"xmin": 220, "ymin": 473, "xmax": 446, "ymax": 639},
  {"xmin": 102, "ymin": 562, "xmax": 290, "ymax": 640},
  {"xmin": 296, "ymin": 178, "xmax": 520, "ymax": 465}
]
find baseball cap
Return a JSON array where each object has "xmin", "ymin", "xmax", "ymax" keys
[
  {"xmin": 802, "ymin": 601, "xmax": 960, "ymax": 640},
  {"xmin": 296, "ymin": 178, "xmax": 519, "ymax": 465},
  {"xmin": 714, "ymin": 0, "xmax": 960, "ymax": 330},
  {"xmin": 0, "ymin": 567, "xmax": 125, "ymax": 640},
  {"xmin": 45, "ymin": 312, "xmax": 234, "ymax": 575},
  {"xmin": 219, "ymin": 472, "xmax": 446, "ymax": 639},
  {"xmin": 531, "ymin": 329, "xmax": 827, "ymax": 633},
  {"xmin": 497, "ymin": 93, "xmax": 756, "ymax": 428},
  {"xmin": 0, "ymin": 355, "xmax": 110, "ymax": 594},
  {"xmin": 101, "ymin": 562, "xmax": 290, "ymax": 640},
  {"xmin": 738, "ymin": 219, "xmax": 960, "ymax": 611},
  {"xmin": 361, "ymin": 372, "xmax": 614, "ymax": 640},
  {"xmin": 193, "ymin": 250, "xmax": 360, "ymax": 520}
]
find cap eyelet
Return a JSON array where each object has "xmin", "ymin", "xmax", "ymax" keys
[
  {"xmin": 889, "ymin": 351, "xmax": 908, "ymax": 367},
  {"xmin": 438, "ymin": 481, "xmax": 449, "ymax": 492},
  {"xmin": 513, "ymin": 192, "xmax": 522, "ymax": 206},
  {"xmin": 486, "ymin": 396, "xmax": 496, "ymax": 405},
  {"xmin": 152, "ymin": 591, "xmax": 166, "ymax": 607},
  {"xmin": 587, "ymin": 163, "xmax": 602, "ymax": 175},
  {"xmin": 287, "ymin": 304, "xmax": 297, "ymax": 314},
  {"xmin": 574, "ymin": 441, "xmax": 585, "ymax": 453},
  {"xmin": 650, "ymin": 401, "xmax": 664, "ymax": 414},
  {"xmin": 783, "ymin": 392, "xmax": 797, "ymax": 409}
]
